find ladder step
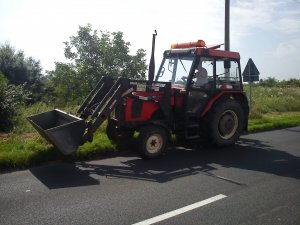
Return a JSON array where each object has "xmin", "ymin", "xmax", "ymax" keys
[
  {"xmin": 185, "ymin": 124, "xmax": 200, "ymax": 139},
  {"xmin": 185, "ymin": 111, "xmax": 201, "ymax": 139}
]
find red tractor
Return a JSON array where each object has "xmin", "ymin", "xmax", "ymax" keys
[{"xmin": 28, "ymin": 38, "xmax": 249, "ymax": 159}]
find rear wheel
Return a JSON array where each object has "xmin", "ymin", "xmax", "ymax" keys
[
  {"xmin": 208, "ymin": 99, "xmax": 244, "ymax": 146},
  {"xmin": 138, "ymin": 125, "xmax": 169, "ymax": 159}
]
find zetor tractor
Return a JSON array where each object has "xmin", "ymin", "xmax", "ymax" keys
[{"xmin": 28, "ymin": 39, "xmax": 249, "ymax": 159}]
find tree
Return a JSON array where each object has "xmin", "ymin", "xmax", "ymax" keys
[
  {"xmin": 48, "ymin": 24, "xmax": 147, "ymax": 103},
  {"xmin": 0, "ymin": 73, "xmax": 30, "ymax": 131},
  {"xmin": 0, "ymin": 43, "xmax": 44, "ymax": 102},
  {"xmin": 64, "ymin": 25, "xmax": 147, "ymax": 80},
  {"xmin": 46, "ymin": 62, "xmax": 89, "ymax": 104}
]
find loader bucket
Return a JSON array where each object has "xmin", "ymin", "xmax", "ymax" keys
[{"xmin": 27, "ymin": 109, "xmax": 86, "ymax": 155}]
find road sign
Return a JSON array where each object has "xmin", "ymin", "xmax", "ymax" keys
[{"xmin": 242, "ymin": 58, "xmax": 260, "ymax": 82}]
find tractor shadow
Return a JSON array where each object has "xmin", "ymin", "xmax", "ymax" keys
[
  {"xmin": 30, "ymin": 129, "xmax": 300, "ymax": 189},
  {"xmin": 30, "ymin": 162, "xmax": 100, "ymax": 189},
  {"xmin": 80, "ymin": 137, "xmax": 300, "ymax": 183}
]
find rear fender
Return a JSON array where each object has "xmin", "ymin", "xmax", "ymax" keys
[
  {"xmin": 201, "ymin": 91, "xmax": 249, "ymax": 130},
  {"xmin": 201, "ymin": 91, "xmax": 248, "ymax": 117}
]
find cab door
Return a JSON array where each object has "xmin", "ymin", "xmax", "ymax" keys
[{"xmin": 185, "ymin": 57, "xmax": 215, "ymax": 115}]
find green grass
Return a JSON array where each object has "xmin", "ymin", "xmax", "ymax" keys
[
  {"xmin": 0, "ymin": 134, "xmax": 58, "ymax": 169},
  {"xmin": 244, "ymin": 86, "xmax": 300, "ymax": 117},
  {"xmin": 76, "ymin": 131, "xmax": 117, "ymax": 160},
  {"xmin": 248, "ymin": 112, "xmax": 300, "ymax": 133},
  {"xmin": 0, "ymin": 126, "xmax": 120, "ymax": 170}
]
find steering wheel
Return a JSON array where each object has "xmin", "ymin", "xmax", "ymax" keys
[{"xmin": 181, "ymin": 76, "xmax": 187, "ymax": 82}]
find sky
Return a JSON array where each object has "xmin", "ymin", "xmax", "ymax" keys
[{"xmin": 0, "ymin": 0, "xmax": 300, "ymax": 80}]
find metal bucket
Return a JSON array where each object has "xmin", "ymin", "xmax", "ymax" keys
[{"xmin": 27, "ymin": 109, "xmax": 86, "ymax": 155}]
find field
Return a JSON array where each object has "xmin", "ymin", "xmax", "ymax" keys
[
  {"xmin": 1, "ymin": 85, "xmax": 300, "ymax": 170},
  {"xmin": 245, "ymin": 85, "xmax": 300, "ymax": 117}
]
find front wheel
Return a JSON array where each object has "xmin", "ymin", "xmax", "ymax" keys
[
  {"xmin": 208, "ymin": 99, "xmax": 244, "ymax": 147},
  {"xmin": 137, "ymin": 125, "xmax": 169, "ymax": 159}
]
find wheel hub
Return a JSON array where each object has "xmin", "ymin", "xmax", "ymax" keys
[
  {"xmin": 146, "ymin": 134, "xmax": 162, "ymax": 154},
  {"xmin": 218, "ymin": 110, "xmax": 238, "ymax": 140}
]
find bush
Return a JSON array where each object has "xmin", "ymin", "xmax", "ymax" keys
[
  {"xmin": 259, "ymin": 77, "xmax": 278, "ymax": 87},
  {"xmin": 0, "ymin": 74, "xmax": 31, "ymax": 132}
]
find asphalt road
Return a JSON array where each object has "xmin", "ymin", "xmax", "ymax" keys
[{"xmin": 1, "ymin": 127, "xmax": 300, "ymax": 225}]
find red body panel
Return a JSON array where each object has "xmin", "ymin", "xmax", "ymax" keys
[
  {"xmin": 124, "ymin": 97, "xmax": 160, "ymax": 121},
  {"xmin": 124, "ymin": 87, "xmax": 185, "ymax": 122}
]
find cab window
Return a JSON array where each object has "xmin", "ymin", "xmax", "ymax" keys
[
  {"xmin": 156, "ymin": 56, "xmax": 194, "ymax": 88},
  {"xmin": 215, "ymin": 59, "xmax": 241, "ymax": 90}
]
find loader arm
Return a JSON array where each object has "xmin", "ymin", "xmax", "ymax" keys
[{"xmin": 81, "ymin": 77, "xmax": 133, "ymax": 142}]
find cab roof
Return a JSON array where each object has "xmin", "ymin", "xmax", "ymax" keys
[{"xmin": 164, "ymin": 47, "xmax": 240, "ymax": 60}]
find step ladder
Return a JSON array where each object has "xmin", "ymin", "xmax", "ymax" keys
[{"xmin": 185, "ymin": 112, "xmax": 201, "ymax": 139}]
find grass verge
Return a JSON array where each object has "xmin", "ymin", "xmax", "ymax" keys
[
  {"xmin": 248, "ymin": 111, "xmax": 300, "ymax": 133},
  {"xmin": 0, "ymin": 129, "xmax": 117, "ymax": 171},
  {"xmin": 1, "ymin": 112, "xmax": 300, "ymax": 170},
  {"xmin": 0, "ymin": 134, "xmax": 59, "ymax": 170}
]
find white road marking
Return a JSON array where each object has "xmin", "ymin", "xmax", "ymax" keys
[{"xmin": 132, "ymin": 194, "xmax": 227, "ymax": 225}]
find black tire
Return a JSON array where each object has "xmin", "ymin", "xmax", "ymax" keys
[
  {"xmin": 106, "ymin": 119, "xmax": 134, "ymax": 142},
  {"xmin": 137, "ymin": 125, "xmax": 169, "ymax": 159},
  {"xmin": 207, "ymin": 99, "xmax": 244, "ymax": 147}
]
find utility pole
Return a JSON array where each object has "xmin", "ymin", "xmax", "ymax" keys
[
  {"xmin": 225, "ymin": 0, "xmax": 230, "ymax": 52},
  {"xmin": 224, "ymin": 0, "xmax": 230, "ymax": 77}
]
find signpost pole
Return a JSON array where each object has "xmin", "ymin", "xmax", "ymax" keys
[
  {"xmin": 243, "ymin": 58, "xmax": 259, "ymax": 111},
  {"xmin": 249, "ymin": 62, "xmax": 252, "ymax": 110}
]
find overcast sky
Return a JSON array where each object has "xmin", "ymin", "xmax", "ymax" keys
[{"xmin": 1, "ymin": 0, "xmax": 300, "ymax": 80}]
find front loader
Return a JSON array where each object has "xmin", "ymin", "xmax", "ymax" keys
[{"xmin": 28, "ymin": 37, "xmax": 249, "ymax": 159}]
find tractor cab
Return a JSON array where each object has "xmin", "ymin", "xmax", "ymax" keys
[
  {"xmin": 155, "ymin": 40, "xmax": 243, "ymax": 115},
  {"xmin": 156, "ymin": 40, "xmax": 242, "ymax": 90}
]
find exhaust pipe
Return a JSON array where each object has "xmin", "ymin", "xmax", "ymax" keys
[{"xmin": 148, "ymin": 30, "xmax": 157, "ymax": 82}]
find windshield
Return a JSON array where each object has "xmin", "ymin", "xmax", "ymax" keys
[{"xmin": 155, "ymin": 56, "xmax": 194, "ymax": 87}]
